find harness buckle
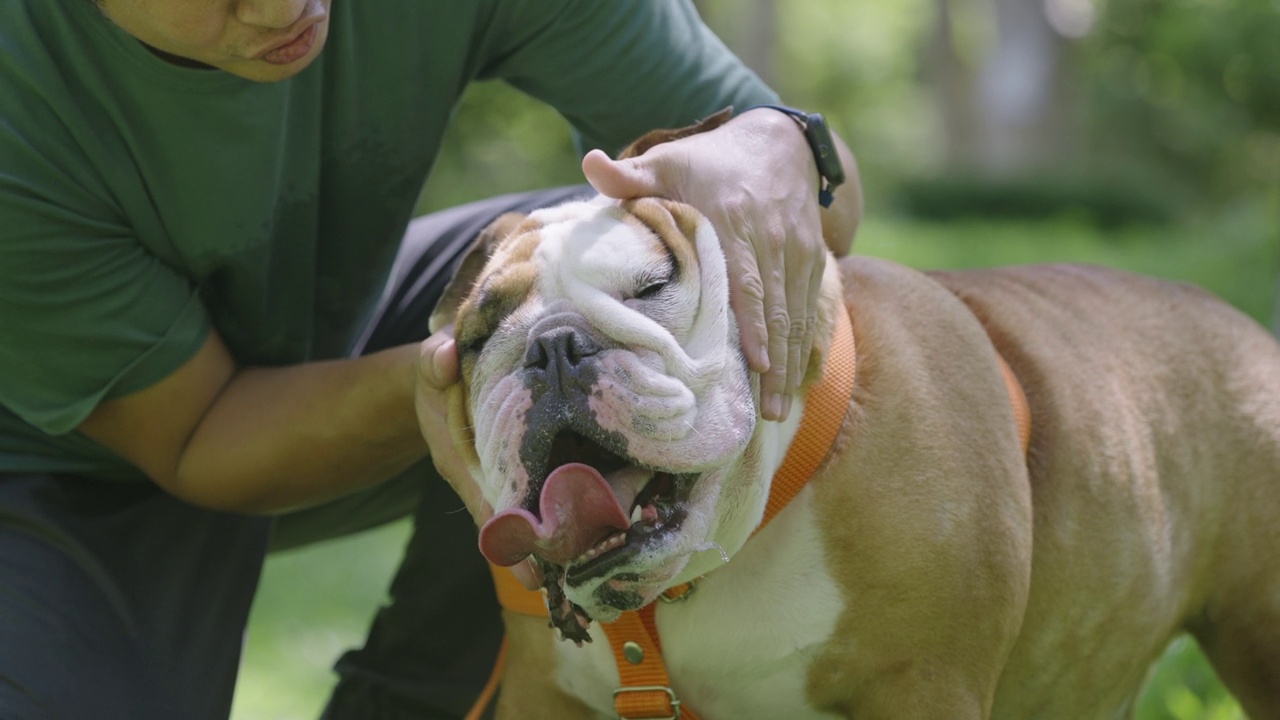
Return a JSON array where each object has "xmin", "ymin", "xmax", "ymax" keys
[{"xmin": 613, "ymin": 685, "xmax": 681, "ymax": 720}]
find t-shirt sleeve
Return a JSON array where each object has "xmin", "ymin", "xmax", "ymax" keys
[
  {"xmin": 475, "ymin": 0, "xmax": 780, "ymax": 157},
  {"xmin": 0, "ymin": 150, "xmax": 210, "ymax": 436}
]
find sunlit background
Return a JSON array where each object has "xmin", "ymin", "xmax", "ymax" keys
[{"xmin": 233, "ymin": 0, "xmax": 1278, "ymax": 717}]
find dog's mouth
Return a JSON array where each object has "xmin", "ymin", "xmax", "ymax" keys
[
  {"xmin": 542, "ymin": 430, "xmax": 693, "ymax": 587},
  {"xmin": 478, "ymin": 429, "xmax": 697, "ymax": 642}
]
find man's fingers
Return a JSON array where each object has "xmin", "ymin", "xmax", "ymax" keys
[
  {"xmin": 784, "ymin": 256, "xmax": 823, "ymax": 406},
  {"xmin": 415, "ymin": 330, "xmax": 492, "ymax": 524},
  {"xmin": 761, "ymin": 303, "xmax": 791, "ymax": 421},
  {"xmin": 582, "ymin": 149, "xmax": 659, "ymax": 200},
  {"xmin": 725, "ymin": 245, "xmax": 770, "ymax": 374},
  {"xmin": 759, "ymin": 240, "xmax": 793, "ymax": 421},
  {"xmin": 419, "ymin": 328, "xmax": 459, "ymax": 390}
]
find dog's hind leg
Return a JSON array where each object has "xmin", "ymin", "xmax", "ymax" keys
[
  {"xmin": 1188, "ymin": 416, "xmax": 1280, "ymax": 717},
  {"xmin": 1188, "ymin": 591, "xmax": 1280, "ymax": 718},
  {"xmin": 1189, "ymin": 496, "xmax": 1280, "ymax": 719}
]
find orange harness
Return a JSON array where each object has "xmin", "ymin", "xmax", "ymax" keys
[{"xmin": 470, "ymin": 309, "xmax": 1030, "ymax": 720}]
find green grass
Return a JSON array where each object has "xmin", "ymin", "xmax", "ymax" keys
[
  {"xmin": 232, "ymin": 520, "xmax": 413, "ymax": 720},
  {"xmin": 232, "ymin": 207, "xmax": 1276, "ymax": 719}
]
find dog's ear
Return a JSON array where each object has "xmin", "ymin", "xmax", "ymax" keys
[
  {"xmin": 429, "ymin": 212, "xmax": 528, "ymax": 334},
  {"xmin": 617, "ymin": 107, "xmax": 734, "ymax": 160}
]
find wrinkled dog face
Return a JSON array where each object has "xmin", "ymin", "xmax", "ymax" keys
[{"xmin": 444, "ymin": 196, "xmax": 757, "ymax": 641}]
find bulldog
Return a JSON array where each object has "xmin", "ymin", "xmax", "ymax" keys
[{"xmin": 427, "ymin": 132, "xmax": 1280, "ymax": 719}]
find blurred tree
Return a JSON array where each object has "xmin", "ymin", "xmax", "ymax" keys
[
  {"xmin": 924, "ymin": 0, "xmax": 1078, "ymax": 173},
  {"xmin": 695, "ymin": 0, "xmax": 779, "ymax": 87},
  {"xmin": 1083, "ymin": 0, "xmax": 1280, "ymax": 203}
]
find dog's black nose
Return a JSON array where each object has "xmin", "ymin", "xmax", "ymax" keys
[{"xmin": 525, "ymin": 327, "xmax": 600, "ymax": 371}]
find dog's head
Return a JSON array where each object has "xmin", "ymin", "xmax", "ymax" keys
[{"xmin": 431, "ymin": 193, "xmax": 767, "ymax": 638}]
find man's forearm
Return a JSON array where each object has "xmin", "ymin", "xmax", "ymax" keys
[
  {"xmin": 173, "ymin": 343, "xmax": 428, "ymax": 514},
  {"xmin": 821, "ymin": 131, "xmax": 862, "ymax": 257}
]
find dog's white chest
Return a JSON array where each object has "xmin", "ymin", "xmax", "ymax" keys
[{"xmin": 553, "ymin": 488, "xmax": 845, "ymax": 719}]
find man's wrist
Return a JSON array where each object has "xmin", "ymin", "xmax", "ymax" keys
[{"xmin": 741, "ymin": 104, "xmax": 846, "ymax": 208}]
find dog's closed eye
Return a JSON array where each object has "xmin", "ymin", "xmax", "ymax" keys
[{"xmin": 634, "ymin": 279, "xmax": 668, "ymax": 300}]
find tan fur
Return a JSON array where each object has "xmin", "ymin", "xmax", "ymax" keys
[
  {"xmin": 430, "ymin": 212, "xmax": 532, "ymax": 335},
  {"xmin": 494, "ymin": 612, "xmax": 599, "ymax": 719},
  {"xmin": 795, "ymin": 259, "xmax": 1280, "ymax": 718}
]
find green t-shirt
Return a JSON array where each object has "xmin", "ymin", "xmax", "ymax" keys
[{"xmin": 0, "ymin": 0, "xmax": 776, "ymax": 481}]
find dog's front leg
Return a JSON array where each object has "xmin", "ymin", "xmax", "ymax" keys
[
  {"xmin": 801, "ymin": 259, "xmax": 1036, "ymax": 720},
  {"xmin": 494, "ymin": 611, "xmax": 599, "ymax": 720}
]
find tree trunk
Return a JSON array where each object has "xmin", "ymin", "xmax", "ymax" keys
[
  {"xmin": 694, "ymin": 0, "xmax": 778, "ymax": 88},
  {"xmin": 926, "ymin": 0, "xmax": 1076, "ymax": 174}
]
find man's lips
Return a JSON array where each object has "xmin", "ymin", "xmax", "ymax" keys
[{"xmin": 255, "ymin": 20, "xmax": 322, "ymax": 65}]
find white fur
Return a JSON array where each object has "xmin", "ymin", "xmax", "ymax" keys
[
  {"xmin": 552, "ymin": 485, "xmax": 845, "ymax": 719},
  {"xmin": 469, "ymin": 198, "xmax": 761, "ymax": 615}
]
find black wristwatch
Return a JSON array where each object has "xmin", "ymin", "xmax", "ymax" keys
[{"xmin": 743, "ymin": 104, "xmax": 846, "ymax": 208}]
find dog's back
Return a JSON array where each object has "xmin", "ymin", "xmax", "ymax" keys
[{"xmin": 929, "ymin": 263, "xmax": 1280, "ymax": 718}]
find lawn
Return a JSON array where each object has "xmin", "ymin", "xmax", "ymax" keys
[{"xmin": 232, "ymin": 205, "xmax": 1277, "ymax": 720}]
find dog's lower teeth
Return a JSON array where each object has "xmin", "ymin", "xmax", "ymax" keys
[{"xmin": 576, "ymin": 532, "xmax": 627, "ymax": 565}]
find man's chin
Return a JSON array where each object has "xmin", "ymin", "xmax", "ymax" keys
[
  {"xmin": 220, "ymin": 26, "xmax": 329, "ymax": 82},
  {"xmin": 224, "ymin": 53, "xmax": 323, "ymax": 82}
]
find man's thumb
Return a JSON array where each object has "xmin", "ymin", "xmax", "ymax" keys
[
  {"xmin": 419, "ymin": 330, "xmax": 459, "ymax": 390},
  {"xmin": 582, "ymin": 149, "xmax": 659, "ymax": 200}
]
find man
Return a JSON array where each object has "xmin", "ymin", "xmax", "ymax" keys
[{"xmin": 0, "ymin": 0, "xmax": 861, "ymax": 717}]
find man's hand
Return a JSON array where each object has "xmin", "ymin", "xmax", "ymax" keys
[
  {"xmin": 415, "ymin": 327, "xmax": 492, "ymax": 525},
  {"xmin": 417, "ymin": 328, "xmax": 550, "ymax": 588},
  {"xmin": 581, "ymin": 108, "xmax": 861, "ymax": 422}
]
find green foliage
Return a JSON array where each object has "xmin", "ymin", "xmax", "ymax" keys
[
  {"xmin": 892, "ymin": 168, "xmax": 1183, "ymax": 227},
  {"xmin": 234, "ymin": 521, "xmax": 414, "ymax": 720},
  {"xmin": 1136, "ymin": 638, "xmax": 1243, "ymax": 720},
  {"xmin": 1084, "ymin": 0, "xmax": 1280, "ymax": 201},
  {"xmin": 771, "ymin": 0, "xmax": 940, "ymax": 192},
  {"xmin": 415, "ymin": 81, "xmax": 581, "ymax": 215}
]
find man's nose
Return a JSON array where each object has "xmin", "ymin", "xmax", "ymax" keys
[{"xmin": 236, "ymin": 0, "xmax": 310, "ymax": 29}]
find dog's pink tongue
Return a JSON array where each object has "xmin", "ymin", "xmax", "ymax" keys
[{"xmin": 478, "ymin": 463, "xmax": 630, "ymax": 567}]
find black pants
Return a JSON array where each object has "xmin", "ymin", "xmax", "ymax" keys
[{"xmin": 0, "ymin": 187, "xmax": 591, "ymax": 720}]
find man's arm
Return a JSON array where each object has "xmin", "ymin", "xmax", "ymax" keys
[{"xmin": 78, "ymin": 327, "xmax": 431, "ymax": 514}]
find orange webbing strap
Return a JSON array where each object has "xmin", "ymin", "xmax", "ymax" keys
[
  {"xmin": 465, "ymin": 565, "xmax": 543, "ymax": 719},
  {"xmin": 489, "ymin": 562, "xmax": 549, "ymax": 617},
  {"xmin": 599, "ymin": 308, "xmax": 858, "ymax": 719},
  {"xmin": 483, "ymin": 564, "xmax": 699, "ymax": 719},
  {"xmin": 483, "ymin": 311, "xmax": 859, "ymax": 719},
  {"xmin": 756, "ymin": 307, "xmax": 857, "ymax": 534},
  {"xmin": 994, "ymin": 352, "xmax": 1032, "ymax": 454},
  {"xmin": 606, "ymin": 606, "xmax": 700, "ymax": 720},
  {"xmin": 463, "ymin": 635, "xmax": 508, "ymax": 720}
]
